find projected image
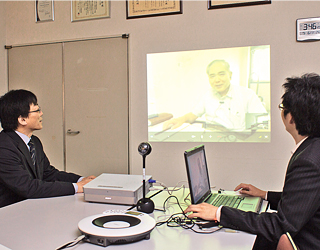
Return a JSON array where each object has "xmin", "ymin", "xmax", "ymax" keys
[{"xmin": 148, "ymin": 45, "xmax": 270, "ymax": 142}]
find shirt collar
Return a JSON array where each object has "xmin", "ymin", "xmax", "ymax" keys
[
  {"xmin": 291, "ymin": 136, "xmax": 308, "ymax": 154},
  {"xmin": 15, "ymin": 130, "xmax": 31, "ymax": 146}
]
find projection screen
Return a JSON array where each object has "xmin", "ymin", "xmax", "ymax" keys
[{"xmin": 147, "ymin": 45, "xmax": 270, "ymax": 143}]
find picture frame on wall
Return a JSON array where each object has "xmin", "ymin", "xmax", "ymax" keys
[
  {"xmin": 71, "ymin": 0, "xmax": 110, "ymax": 22},
  {"xmin": 208, "ymin": 0, "xmax": 271, "ymax": 9},
  {"xmin": 35, "ymin": 0, "xmax": 54, "ymax": 22},
  {"xmin": 126, "ymin": 0, "xmax": 182, "ymax": 19}
]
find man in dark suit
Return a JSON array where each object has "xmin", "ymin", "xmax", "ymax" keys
[
  {"xmin": 185, "ymin": 73, "xmax": 320, "ymax": 249},
  {"xmin": 0, "ymin": 89, "xmax": 95, "ymax": 208}
]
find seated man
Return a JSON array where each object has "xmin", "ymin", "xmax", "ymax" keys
[
  {"xmin": 185, "ymin": 73, "xmax": 320, "ymax": 249},
  {"xmin": 0, "ymin": 89, "xmax": 95, "ymax": 208}
]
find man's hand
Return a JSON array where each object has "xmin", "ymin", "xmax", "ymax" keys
[
  {"xmin": 184, "ymin": 203, "xmax": 218, "ymax": 221},
  {"xmin": 162, "ymin": 117, "xmax": 185, "ymax": 130},
  {"xmin": 163, "ymin": 113, "xmax": 198, "ymax": 130},
  {"xmin": 234, "ymin": 183, "xmax": 266, "ymax": 199},
  {"xmin": 76, "ymin": 175, "xmax": 96, "ymax": 193}
]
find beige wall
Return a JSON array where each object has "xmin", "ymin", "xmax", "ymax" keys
[
  {"xmin": 2, "ymin": 1, "xmax": 320, "ymax": 191},
  {"xmin": 0, "ymin": 2, "xmax": 7, "ymax": 95}
]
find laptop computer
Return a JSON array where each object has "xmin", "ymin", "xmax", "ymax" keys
[{"xmin": 184, "ymin": 144, "xmax": 262, "ymax": 212}]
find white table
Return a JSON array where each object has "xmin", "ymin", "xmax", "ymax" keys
[{"xmin": 0, "ymin": 190, "xmax": 259, "ymax": 250}]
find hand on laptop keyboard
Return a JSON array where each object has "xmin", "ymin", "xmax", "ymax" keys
[
  {"xmin": 234, "ymin": 183, "xmax": 267, "ymax": 199},
  {"xmin": 184, "ymin": 203, "xmax": 218, "ymax": 222}
]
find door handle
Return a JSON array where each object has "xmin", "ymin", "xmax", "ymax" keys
[{"xmin": 67, "ymin": 129, "xmax": 80, "ymax": 135}]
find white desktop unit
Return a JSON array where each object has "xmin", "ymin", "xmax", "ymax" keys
[{"xmin": 83, "ymin": 173, "xmax": 152, "ymax": 205}]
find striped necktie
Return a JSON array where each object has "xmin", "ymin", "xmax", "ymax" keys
[{"xmin": 28, "ymin": 139, "xmax": 36, "ymax": 168}]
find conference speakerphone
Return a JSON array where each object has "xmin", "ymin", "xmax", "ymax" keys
[
  {"xmin": 83, "ymin": 173, "xmax": 152, "ymax": 205},
  {"xmin": 78, "ymin": 210, "xmax": 156, "ymax": 247}
]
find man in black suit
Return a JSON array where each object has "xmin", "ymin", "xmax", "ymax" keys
[
  {"xmin": 0, "ymin": 89, "xmax": 95, "ymax": 208},
  {"xmin": 185, "ymin": 73, "xmax": 320, "ymax": 249}
]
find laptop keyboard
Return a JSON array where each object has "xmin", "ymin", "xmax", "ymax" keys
[{"xmin": 209, "ymin": 195, "xmax": 244, "ymax": 208}]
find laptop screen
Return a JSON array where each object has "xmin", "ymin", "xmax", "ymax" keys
[{"xmin": 184, "ymin": 145, "xmax": 211, "ymax": 204}]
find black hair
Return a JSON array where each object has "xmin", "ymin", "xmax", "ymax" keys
[
  {"xmin": 0, "ymin": 89, "xmax": 37, "ymax": 131},
  {"xmin": 281, "ymin": 73, "xmax": 320, "ymax": 137}
]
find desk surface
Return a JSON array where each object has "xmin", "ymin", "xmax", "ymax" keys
[{"xmin": 0, "ymin": 190, "xmax": 257, "ymax": 250}]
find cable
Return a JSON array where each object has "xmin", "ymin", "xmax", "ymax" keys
[
  {"xmin": 148, "ymin": 188, "xmax": 165, "ymax": 199},
  {"xmin": 162, "ymin": 195, "xmax": 186, "ymax": 213},
  {"xmin": 156, "ymin": 212, "xmax": 222, "ymax": 234},
  {"xmin": 55, "ymin": 235, "xmax": 85, "ymax": 250},
  {"xmin": 127, "ymin": 187, "xmax": 166, "ymax": 211},
  {"xmin": 152, "ymin": 180, "xmax": 188, "ymax": 195},
  {"xmin": 155, "ymin": 195, "xmax": 222, "ymax": 234}
]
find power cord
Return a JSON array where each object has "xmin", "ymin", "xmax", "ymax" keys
[{"xmin": 55, "ymin": 235, "xmax": 85, "ymax": 250}]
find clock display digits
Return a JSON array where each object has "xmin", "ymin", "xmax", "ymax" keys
[{"xmin": 303, "ymin": 23, "xmax": 317, "ymax": 30}]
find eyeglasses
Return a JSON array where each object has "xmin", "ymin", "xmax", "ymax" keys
[
  {"xmin": 278, "ymin": 103, "xmax": 285, "ymax": 111},
  {"xmin": 29, "ymin": 106, "xmax": 41, "ymax": 113}
]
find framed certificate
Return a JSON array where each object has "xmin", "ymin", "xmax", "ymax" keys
[
  {"xmin": 36, "ymin": 0, "xmax": 54, "ymax": 22},
  {"xmin": 297, "ymin": 17, "xmax": 320, "ymax": 42},
  {"xmin": 208, "ymin": 0, "xmax": 271, "ymax": 9},
  {"xmin": 126, "ymin": 0, "xmax": 182, "ymax": 19},
  {"xmin": 71, "ymin": 0, "xmax": 110, "ymax": 22}
]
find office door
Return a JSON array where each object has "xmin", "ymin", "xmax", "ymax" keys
[
  {"xmin": 64, "ymin": 38, "xmax": 128, "ymax": 177},
  {"xmin": 7, "ymin": 36, "xmax": 129, "ymax": 177},
  {"xmin": 8, "ymin": 43, "xmax": 65, "ymax": 169}
]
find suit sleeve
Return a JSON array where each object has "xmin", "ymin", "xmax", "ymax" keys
[
  {"xmin": 33, "ymin": 136, "xmax": 81, "ymax": 183},
  {"xmin": 220, "ymin": 153, "xmax": 320, "ymax": 243},
  {"xmin": 0, "ymin": 135, "xmax": 83, "ymax": 200},
  {"xmin": 0, "ymin": 147, "xmax": 77, "ymax": 199},
  {"xmin": 39, "ymin": 150, "xmax": 81, "ymax": 183}
]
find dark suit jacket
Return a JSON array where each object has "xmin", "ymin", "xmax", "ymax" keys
[
  {"xmin": 0, "ymin": 130, "xmax": 81, "ymax": 208},
  {"xmin": 220, "ymin": 137, "xmax": 320, "ymax": 249}
]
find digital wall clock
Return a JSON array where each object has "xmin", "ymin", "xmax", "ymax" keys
[{"xmin": 297, "ymin": 17, "xmax": 320, "ymax": 42}]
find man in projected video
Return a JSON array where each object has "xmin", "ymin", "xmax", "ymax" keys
[{"xmin": 163, "ymin": 60, "xmax": 267, "ymax": 131}]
